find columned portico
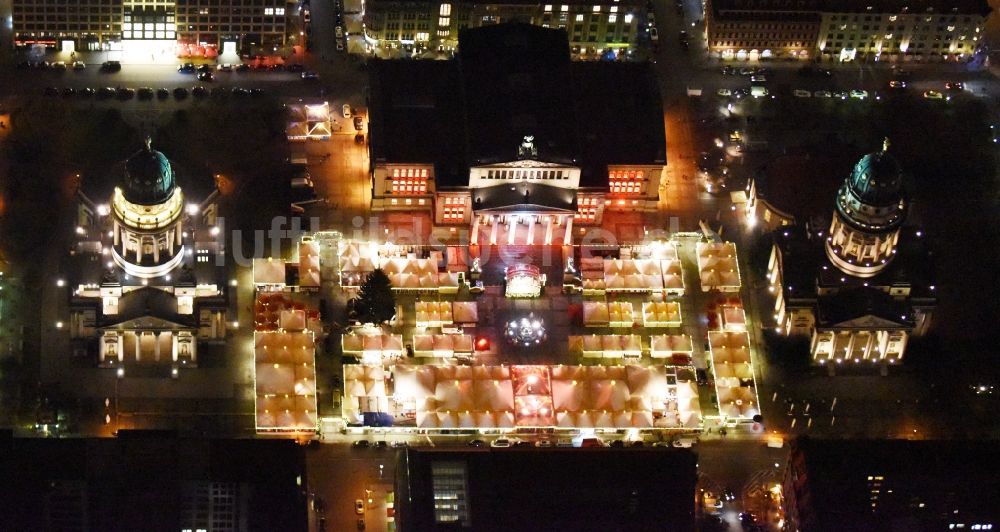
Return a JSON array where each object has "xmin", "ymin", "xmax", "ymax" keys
[{"xmin": 471, "ymin": 213, "xmax": 573, "ymax": 246}]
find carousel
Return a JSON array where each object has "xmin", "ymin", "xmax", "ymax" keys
[
  {"xmin": 505, "ymin": 264, "xmax": 545, "ymax": 298},
  {"xmin": 506, "ymin": 313, "xmax": 547, "ymax": 348}
]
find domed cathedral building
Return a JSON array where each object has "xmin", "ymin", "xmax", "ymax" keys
[
  {"xmin": 69, "ymin": 138, "xmax": 229, "ymax": 371},
  {"xmin": 825, "ymin": 139, "xmax": 907, "ymax": 279},
  {"xmin": 762, "ymin": 140, "xmax": 936, "ymax": 367}
]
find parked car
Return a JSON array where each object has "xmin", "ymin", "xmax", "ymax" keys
[
  {"xmin": 210, "ymin": 87, "xmax": 227, "ymax": 98},
  {"xmin": 374, "ymin": 440, "xmax": 388, "ymax": 450},
  {"xmin": 157, "ymin": 88, "xmax": 170, "ymax": 99},
  {"xmin": 72, "ymin": 61, "xmax": 86, "ymax": 70},
  {"xmin": 77, "ymin": 87, "xmax": 96, "ymax": 98},
  {"xmin": 101, "ymin": 60, "xmax": 121, "ymax": 72},
  {"xmin": 716, "ymin": 88, "xmax": 732, "ymax": 97},
  {"xmin": 673, "ymin": 437, "xmax": 697, "ymax": 448},
  {"xmin": 116, "ymin": 87, "xmax": 135, "ymax": 100},
  {"xmin": 97, "ymin": 87, "xmax": 116, "ymax": 99},
  {"xmin": 649, "ymin": 27, "xmax": 659, "ymax": 43},
  {"xmin": 191, "ymin": 86, "xmax": 208, "ymax": 98},
  {"xmin": 832, "ymin": 90, "xmax": 849, "ymax": 99},
  {"xmin": 342, "ymin": 104, "xmax": 352, "ymax": 118},
  {"xmin": 491, "ymin": 438, "xmax": 512, "ymax": 448},
  {"xmin": 609, "ymin": 440, "xmax": 625, "ymax": 448},
  {"xmin": 178, "ymin": 63, "xmax": 196, "ymax": 73},
  {"xmin": 197, "ymin": 64, "xmax": 213, "ymax": 73},
  {"xmin": 467, "ymin": 439, "xmax": 486, "ymax": 447},
  {"xmin": 51, "ymin": 61, "xmax": 67, "ymax": 70},
  {"xmin": 137, "ymin": 87, "xmax": 154, "ymax": 99},
  {"xmin": 849, "ymin": 89, "xmax": 869, "ymax": 99},
  {"xmin": 750, "ymin": 75, "xmax": 766, "ymax": 83},
  {"xmin": 793, "ymin": 89, "xmax": 811, "ymax": 98},
  {"xmin": 535, "ymin": 439, "xmax": 554, "ymax": 448},
  {"xmin": 236, "ymin": 63, "xmax": 251, "ymax": 72},
  {"xmin": 356, "ymin": 518, "xmax": 365, "ymax": 530},
  {"xmin": 173, "ymin": 87, "xmax": 189, "ymax": 99},
  {"xmin": 351, "ymin": 439, "xmax": 370, "ymax": 449},
  {"xmin": 391, "ymin": 441, "xmax": 408, "ymax": 448},
  {"xmin": 58, "ymin": 87, "xmax": 74, "ymax": 98},
  {"xmin": 813, "ymin": 90, "xmax": 832, "ymax": 98}
]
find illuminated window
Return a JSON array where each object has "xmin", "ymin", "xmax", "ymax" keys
[
  {"xmin": 544, "ymin": 4, "xmax": 552, "ymax": 11},
  {"xmin": 390, "ymin": 168, "xmax": 429, "ymax": 195},
  {"xmin": 443, "ymin": 196, "xmax": 465, "ymax": 222},
  {"xmin": 561, "ymin": 5, "xmax": 569, "ymax": 11},
  {"xmin": 625, "ymin": 14, "xmax": 633, "ymax": 23},
  {"xmin": 609, "ymin": 14, "xmax": 617, "ymax": 23},
  {"xmin": 576, "ymin": 14, "xmax": 584, "ymax": 22},
  {"xmin": 575, "ymin": 196, "xmax": 599, "ymax": 222},
  {"xmin": 264, "ymin": 7, "xmax": 274, "ymax": 15},
  {"xmin": 276, "ymin": 7, "xmax": 286, "ymax": 15},
  {"xmin": 440, "ymin": 3, "xmax": 452, "ymax": 16},
  {"xmin": 610, "ymin": 6, "xmax": 618, "ymax": 13},
  {"xmin": 593, "ymin": 5, "xmax": 601, "ymax": 12},
  {"xmin": 609, "ymin": 170, "xmax": 642, "ymax": 195}
]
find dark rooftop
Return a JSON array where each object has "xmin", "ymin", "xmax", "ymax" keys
[
  {"xmin": 473, "ymin": 182, "xmax": 577, "ymax": 212},
  {"xmin": 816, "ymin": 286, "xmax": 914, "ymax": 327},
  {"xmin": 0, "ymin": 433, "xmax": 307, "ymax": 532},
  {"xmin": 395, "ymin": 447, "xmax": 697, "ymax": 532},
  {"xmin": 787, "ymin": 438, "xmax": 1000, "ymax": 532},
  {"xmin": 368, "ymin": 23, "xmax": 666, "ymax": 190},
  {"xmin": 710, "ymin": 0, "xmax": 990, "ymax": 15},
  {"xmin": 459, "ymin": 24, "xmax": 578, "ymax": 167}
]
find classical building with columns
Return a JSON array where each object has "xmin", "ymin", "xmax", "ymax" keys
[
  {"xmin": 70, "ymin": 139, "xmax": 228, "ymax": 371},
  {"xmin": 367, "ymin": 23, "xmax": 666, "ymax": 245},
  {"xmin": 763, "ymin": 142, "xmax": 935, "ymax": 366}
]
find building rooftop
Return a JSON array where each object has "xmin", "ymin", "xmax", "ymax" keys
[
  {"xmin": 753, "ymin": 149, "xmax": 853, "ymax": 223},
  {"xmin": 123, "ymin": 138, "xmax": 176, "ymax": 206},
  {"xmin": 787, "ymin": 438, "xmax": 1000, "ymax": 532},
  {"xmin": 473, "ymin": 182, "xmax": 577, "ymax": 212},
  {"xmin": 709, "ymin": 0, "xmax": 990, "ymax": 15},
  {"xmin": 368, "ymin": 23, "xmax": 666, "ymax": 190},
  {"xmin": 0, "ymin": 433, "xmax": 307, "ymax": 532},
  {"xmin": 395, "ymin": 447, "xmax": 697, "ymax": 532},
  {"xmin": 459, "ymin": 23, "xmax": 579, "ymax": 167}
]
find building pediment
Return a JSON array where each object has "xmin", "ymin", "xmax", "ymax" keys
[
  {"xmin": 828, "ymin": 314, "xmax": 906, "ymax": 329},
  {"xmin": 480, "ymin": 160, "xmax": 575, "ymax": 169},
  {"xmin": 101, "ymin": 315, "xmax": 194, "ymax": 331}
]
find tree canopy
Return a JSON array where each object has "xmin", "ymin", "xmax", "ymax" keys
[{"xmin": 356, "ymin": 269, "xmax": 396, "ymax": 324}]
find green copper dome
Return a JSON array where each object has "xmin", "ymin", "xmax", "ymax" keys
[
  {"xmin": 845, "ymin": 139, "xmax": 903, "ymax": 207},
  {"xmin": 123, "ymin": 138, "xmax": 176, "ymax": 205}
]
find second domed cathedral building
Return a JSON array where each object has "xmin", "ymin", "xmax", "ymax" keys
[
  {"xmin": 763, "ymin": 140, "xmax": 936, "ymax": 366},
  {"xmin": 69, "ymin": 138, "xmax": 229, "ymax": 371}
]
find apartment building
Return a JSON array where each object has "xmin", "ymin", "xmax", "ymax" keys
[
  {"xmin": 362, "ymin": 0, "xmax": 646, "ymax": 59},
  {"xmin": 705, "ymin": 0, "xmax": 989, "ymax": 62},
  {"xmin": 11, "ymin": 0, "xmax": 290, "ymax": 53}
]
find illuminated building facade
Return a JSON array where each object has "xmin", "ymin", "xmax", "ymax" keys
[
  {"xmin": 763, "ymin": 143, "xmax": 935, "ymax": 365},
  {"xmin": 11, "ymin": 0, "xmax": 289, "ymax": 53},
  {"xmin": 705, "ymin": 0, "xmax": 989, "ymax": 62},
  {"xmin": 70, "ymin": 139, "xmax": 228, "ymax": 371},
  {"xmin": 361, "ymin": 0, "xmax": 646, "ymax": 59},
  {"xmin": 368, "ymin": 23, "xmax": 665, "ymax": 242}
]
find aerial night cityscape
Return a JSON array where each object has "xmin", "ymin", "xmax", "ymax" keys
[{"xmin": 1, "ymin": 0, "xmax": 1000, "ymax": 530}]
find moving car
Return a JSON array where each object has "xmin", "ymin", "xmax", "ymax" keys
[
  {"xmin": 832, "ymin": 90, "xmax": 849, "ymax": 99},
  {"xmin": 301, "ymin": 71, "xmax": 320, "ymax": 81},
  {"xmin": 649, "ymin": 27, "xmax": 658, "ymax": 43},
  {"xmin": 888, "ymin": 80, "xmax": 907, "ymax": 89},
  {"xmin": 353, "ymin": 116, "xmax": 364, "ymax": 130},
  {"xmin": 750, "ymin": 85, "xmax": 768, "ymax": 98},
  {"xmin": 793, "ymin": 89, "xmax": 811, "ymax": 98},
  {"xmin": 923, "ymin": 90, "xmax": 944, "ymax": 100},
  {"xmin": 467, "ymin": 439, "xmax": 486, "ymax": 447},
  {"xmin": 723, "ymin": 487, "xmax": 736, "ymax": 501},
  {"xmin": 945, "ymin": 81, "xmax": 964, "ymax": 91},
  {"xmin": 355, "ymin": 499, "xmax": 365, "ymax": 514},
  {"xmin": 716, "ymin": 88, "xmax": 732, "ymax": 97},
  {"xmin": 197, "ymin": 71, "xmax": 214, "ymax": 82},
  {"xmin": 342, "ymin": 104, "xmax": 352, "ymax": 118},
  {"xmin": 750, "ymin": 75, "xmax": 766, "ymax": 83},
  {"xmin": 491, "ymin": 438, "xmax": 513, "ymax": 448},
  {"xmin": 849, "ymin": 89, "xmax": 868, "ymax": 99}
]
